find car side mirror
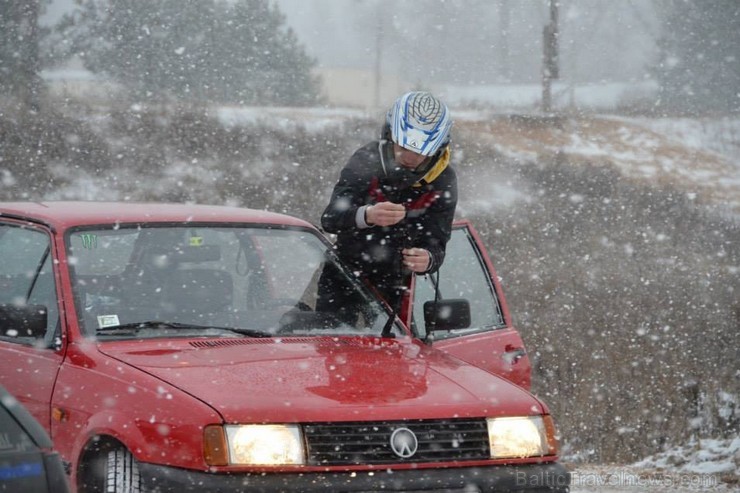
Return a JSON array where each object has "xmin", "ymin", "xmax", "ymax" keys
[
  {"xmin": 423, "ymin": 299, "xmax": 471, "ymax": 332},
  {"xmin": 0, "ymin": 304, "xmax": 48, "ymax": 339}
]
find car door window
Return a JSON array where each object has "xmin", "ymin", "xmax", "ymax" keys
[
  {"xmin": 0, "ymin": 224, "xmax": 59, "ymax": 345},
  {"xmin": 413, "ymin": 227, "xmax": 504, "ymax": 339}
]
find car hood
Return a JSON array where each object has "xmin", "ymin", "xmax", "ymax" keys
[{"xmin": 99, "ymin": 336, "xmax": 544, "ymax": 423}]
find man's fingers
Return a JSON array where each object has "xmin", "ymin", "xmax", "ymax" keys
[
  {"xmin": 376, "ymin": 202, "xmax": 405, "ymax": 212},
  {"xmin": 402, "ymin": 248, "xmax": 430, "ymax": 273},
  {"xmin": 375, "ymin": 203, "xmax": 405, "ymax": 221},
  {"xmin": 367, "ymin": 202, "xmax": 405, "ymax": 226}
]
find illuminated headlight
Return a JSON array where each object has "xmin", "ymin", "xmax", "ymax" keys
[
  {"xmin": 487, "ymin": 416, "xmax": 558, "ymax": 459},
  {"xmin": 204, "ymin": 424, "xmax": 305, "ymax": 466}
]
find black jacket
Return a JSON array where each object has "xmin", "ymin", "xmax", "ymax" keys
[{"xmin": 321, "ymin": 140, "xmax": 458, "ymax": 295}]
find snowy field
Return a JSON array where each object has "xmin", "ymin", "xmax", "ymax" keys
[
  {"xmin": 567, "ymin": 437, "xmax": 739, "ymax": 492},
  {"xmin": 216, "ymin": 105, "xmax": 740, "ymax": 217}
]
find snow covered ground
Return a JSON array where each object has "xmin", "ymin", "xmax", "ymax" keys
[
  {"xmin": 568, "ymin": 437, "xmax": 739, "ymax": 491},
  {"xmin": 635, "ymin": 437, "xmax": 740, "ymax": 478},
  {"xmin": 437, "ymin": 81, "xmax": 660, "ymax": 113},
  {"xmin": 216, "ymin": 105, "xmax": 740, "ymax": 217},
  {"xmin": 455, "ymin": 112, "xmax": 740, "ymax": 215}
]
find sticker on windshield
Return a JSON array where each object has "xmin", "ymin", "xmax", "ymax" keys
[
  {"xmin": 97, "ymin": 315, "xmax": 120, "ymax": 328},
  {"xmin": 189, "ymin": 236, "xmax": 204, "ymax": 246},
  {"xmin": 80, "ymin": 233, "xmax": 98, "ymax": 249}
]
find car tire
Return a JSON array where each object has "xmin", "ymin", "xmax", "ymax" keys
[{"xmin": 105, "ymin": 447, "xmax": 141, "ymax": 492}]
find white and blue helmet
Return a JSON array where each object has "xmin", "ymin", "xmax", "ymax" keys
[{"xmin": 387, "ymin": 91, "xmax": 452, "ymax": 157}]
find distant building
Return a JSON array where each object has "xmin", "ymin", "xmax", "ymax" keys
[
  {"xmin": 315, "ymin": 67, "xmax": 410, "ymax": 110},
  {"xmin": 41, "ymin": 56, "xmax": 122, "ymax": 103}
]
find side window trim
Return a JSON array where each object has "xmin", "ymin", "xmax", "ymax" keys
[
  {"xmin": 0, "ymin": 222, "xmax": 60, "ymax": 348},
  {"xmin": 463, "ymin": 228, "xmax": 506, "ymax": 329}
]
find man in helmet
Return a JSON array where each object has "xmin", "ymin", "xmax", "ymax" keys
[{"xmin": 319, "ymin": 91, "xmax": 458, "ymax": 314}]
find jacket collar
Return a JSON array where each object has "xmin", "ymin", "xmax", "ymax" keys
[
  {"xmin": 413, "ymin": 147, "xmax": 450, "ymax": 187},
  {"xmin": 378, "ymin": 140, "xmax": 450, "ymax": 189}
]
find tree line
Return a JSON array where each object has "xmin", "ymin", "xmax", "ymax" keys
[{"xmin": 2, "ymin": 0, "xmax": 321, "ymax": 107}]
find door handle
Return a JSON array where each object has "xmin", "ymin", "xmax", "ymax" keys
[{"xmin": 502, "ymin": 346, "xmax": 526, "ymax": 364}]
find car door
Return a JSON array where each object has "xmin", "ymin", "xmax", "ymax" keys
[
  {"xmin": 0, "ymin": 221, "xmax": 65, "ymax": 432},
  {"xmin": 411, "ymin": 220, "xmax": 531, "ymax": 389}
]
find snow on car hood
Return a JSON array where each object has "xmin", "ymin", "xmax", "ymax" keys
[{"xmin": 99, "ymin": 336, "xmax": 544, "ymax": 423}]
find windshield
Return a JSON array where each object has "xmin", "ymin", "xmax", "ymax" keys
[{"xmin": 66, "ymin": 225, "xmax": 399, "ymax": 339}]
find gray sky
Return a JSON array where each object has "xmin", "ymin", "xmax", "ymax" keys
[{"xmin": 274, "ymin": 0, "xmax": 661, "ymax": 85}]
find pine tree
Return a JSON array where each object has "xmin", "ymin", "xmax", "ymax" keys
[
  {"xmin": 58, "ymin": 0, "xmax": 320, "ymax": 105},
  {"xmin": 0, "ymin": 0, "xmax": 49, "ymax": 109},
  {"xmin": 654, "ymin": 0, "xmax": 740, "ymax": 115}
]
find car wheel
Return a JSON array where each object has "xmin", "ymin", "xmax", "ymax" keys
[{"xmin": 105, "ymin": 447, "xmax": 142, "ymax": 492}]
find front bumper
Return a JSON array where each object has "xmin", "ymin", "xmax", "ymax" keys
[{"xmin": 139, "ymin": 461, "xmax": 570, "ymax": 492}]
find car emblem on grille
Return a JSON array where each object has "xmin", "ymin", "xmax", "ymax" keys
[{"xmin": 390, "ymin": 427, "xmax": 418, "ymax": 458}]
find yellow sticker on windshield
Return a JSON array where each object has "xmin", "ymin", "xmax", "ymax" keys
[{"xmin": 189, "ymin": 236, "xmax": 203, "ymax": 246}]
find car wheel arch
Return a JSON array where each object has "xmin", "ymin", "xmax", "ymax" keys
[
  {"xmin": 76, "ymin": 435, "xmax": 141, "ymax": 493},
  {"xmin": 66, "ymin": 411, "xmax": 147, "ymax": 488}
]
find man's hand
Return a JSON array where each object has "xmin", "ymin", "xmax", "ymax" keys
[
  {"xmin": 366, "ymin": 202, "xmax": 405, "ymax": 227},
  {"xmin": 402, "ymin": 248, "xmax": 431, "ymax": 273}
]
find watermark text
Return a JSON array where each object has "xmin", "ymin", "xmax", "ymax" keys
[{"xmin": 516, "ymin": 469, "xmax": 720, "ymax": 489}]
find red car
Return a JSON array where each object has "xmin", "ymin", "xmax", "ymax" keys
[{"xmin": 0, "ymin": 202, "xmax": 569, "ymax": 492}]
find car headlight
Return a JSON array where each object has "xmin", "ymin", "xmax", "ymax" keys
[
  {"xmin": 204, "ymin": 424, "xmax": 305, "ymax": 466},
  {"xmin": 487, "ymin": 415, "xmax": 558, "ymax": 459}
]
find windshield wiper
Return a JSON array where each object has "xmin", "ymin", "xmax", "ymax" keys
[
  {"xmin": 95, "ymin": 321, "xmax": 272, "ymax": 338},
  {"xmin": 216, "ymin": 327, "xmax": 273, "ymax": 338}
]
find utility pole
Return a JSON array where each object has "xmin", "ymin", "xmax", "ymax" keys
[
  {"xmin": 373, "ymin": 2, "xmax": 383, "ymax": 109},
  {"xmin": 542, "ymin": 0, "xmax": 559, "ymax": 113},
  {"xmin": 498, "ymin": 0, "xmax": 512, "ymax": 81}
]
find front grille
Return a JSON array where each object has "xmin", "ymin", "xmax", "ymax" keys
[{"xmin": 304, "ymin": 418, "xmax": 490, "ymax": 465}]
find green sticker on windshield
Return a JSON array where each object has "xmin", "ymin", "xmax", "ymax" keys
[
  {"xmin": 80, "ymin": 234, "xmax": 98, "ymax": 249},
  {"xmin": 189, "ymin": 236, "xmax": 204, "ymax": 246}
]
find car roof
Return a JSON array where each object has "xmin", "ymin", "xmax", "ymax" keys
[{"xmin": 0, "ymin": 201, "xmax": 313, "ymax": 231}]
